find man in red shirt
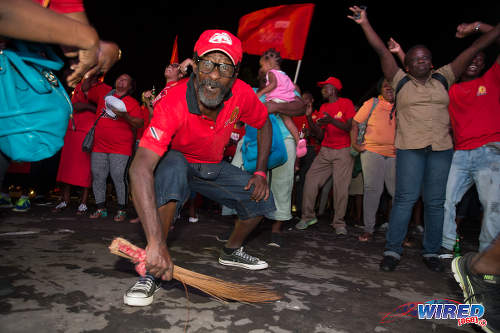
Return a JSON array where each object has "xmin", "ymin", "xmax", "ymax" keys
[
  {"xmin": 442, "ymin": 21, "xmax": 500, "ymax": 254},
  {"xmin": 295, "ymin": 77, "xmax": 355, "ymax": 235},
  {"xmin": 125, "ymin": 30, "xmax": 274, "ymax": 307}
]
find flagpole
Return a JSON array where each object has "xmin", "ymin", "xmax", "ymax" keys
[{"xmin": 293, "ymin": 59, "xmax": 302, "ymax": 84}]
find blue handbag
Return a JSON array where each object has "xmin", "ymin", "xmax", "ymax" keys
[
  {"xmin": 241, "ymin": 114, "xmax": 288, "ymax": 173},
  {"xmin": 0, "ymin": 40, "xmax": 72, "ymax": 162}
]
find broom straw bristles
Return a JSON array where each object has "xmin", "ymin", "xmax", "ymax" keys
[{"xmin": 109, "ymin": 237, "xmax": 281, "ymax": 303}]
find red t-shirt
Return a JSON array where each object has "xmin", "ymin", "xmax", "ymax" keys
[
  {"xmin": 140, "ymin": 77, "xmax": 269, "ymax": 163},
  {"xmin": 34, "ymin": 0, "xmax": 84, "ymax": 13},
  {"xmin": 224, "ymin": 125, "xmax": 246, "ymax": 159},
  {"xmin": 293, "ymin": 110, "xmax": 322, "ymax": 152},
  {"xmin": 319, "ymin": 98, "xmax": 356, "ymax": 149},
  {"xmin": 86, "ymin": 83, "xmax": 142, "ymax": 156},
  {"xmin": 448, "ymin": 62, "xmax": 500, "ymax": 150},
  {"xmin": 70, "ymin": 82, "xmax": 96, "ymax": 133}
]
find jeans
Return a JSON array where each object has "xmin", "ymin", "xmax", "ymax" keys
[
  {"xmin": 360, "ymin": 150, "xmax": 396, "ymax": 233},
  {"xmin": 155, "ymin": 150, "xmax": 276, "ymax": 220},
  {"xmin": 442, "ymin": 143, "xmax": 500, "ymax": 252},
  {"xmin": 384, "ymin": 147, "xmax": 453, "ymax": 259}
]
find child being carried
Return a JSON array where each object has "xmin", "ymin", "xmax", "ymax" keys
[{"xmin": 256, "ymin": 48, "xmax": 307, "ymax": 158}]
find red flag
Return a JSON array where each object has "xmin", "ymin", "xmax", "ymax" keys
[
  {"xmin": 170, "ymin": 35, "xmax": 179, "ymax": 64},
  {"xmin": 237, "ymin": 4, "xmax": 315, "ymax": 61}
]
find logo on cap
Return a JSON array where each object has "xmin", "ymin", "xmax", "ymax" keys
[{"xmin": 209, "ymin": 33, "xmax": 233, "ymax": 45}]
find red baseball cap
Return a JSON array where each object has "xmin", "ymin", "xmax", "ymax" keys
[
  {"xmin": 194, "ymin": 30, "xmax": 242, "ymax": 66},
  {"xmin": 317, "ymin": 77, "xmax": 343, "ymax": 91}
]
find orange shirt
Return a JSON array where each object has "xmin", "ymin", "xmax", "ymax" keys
[{"xmin": 354, "ymin": 96, "xmax": 396, "ymax": 157}]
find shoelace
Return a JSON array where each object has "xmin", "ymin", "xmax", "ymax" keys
[
  {"xmin": 132, "ymin": 276, "xmax": 155, "ymax": 292},
  {"xmin": 234, "ymin": 247, "xmax": 258, "ymax": 263}
]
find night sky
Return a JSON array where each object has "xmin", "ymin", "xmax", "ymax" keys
[{"xmin": 85, "ymin": 0, "xmax": 499, "ymax": 107}]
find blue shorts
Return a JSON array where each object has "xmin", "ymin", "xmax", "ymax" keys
[{"xmin": 154, "ymin": 150, "xmax": 276, "ymax": 220}]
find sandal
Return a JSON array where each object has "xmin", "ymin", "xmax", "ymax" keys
[
  {"xmin": 90, "ymin": 208, "xmax": 107, "ymax": 219},
  {"xmin": 114, "ymin": 210, "xmax": 127, "ymax": 222},
  {"xmin": 358, "ymin": 232, "xmax": 373, "ymax": 242},
  {"xmin": 52, "ymin": 201, "xmax": 68, "ymax": 213}
]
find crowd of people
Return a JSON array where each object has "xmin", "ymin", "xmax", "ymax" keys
[{"xmin": 0, "ymin": 1, "xmax": 499, "ymax": 332}]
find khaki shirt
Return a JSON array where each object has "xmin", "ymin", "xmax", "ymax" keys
[{"xmin": 391, "ymin": 65, "xmax": 455, "ymax": 151}]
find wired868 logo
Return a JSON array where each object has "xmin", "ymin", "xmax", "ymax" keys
[{"xmin": 380, "ymin": 299, "xmax": 488, "ymax": 328}]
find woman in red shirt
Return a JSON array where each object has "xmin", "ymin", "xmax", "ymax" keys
[
  {"xmin": 53, "ymin": 79, "xmax": 98, "ymax": 214},
  {"xmin": 84, "ymin": 74, "xmax": 143, "ymax": 221}
]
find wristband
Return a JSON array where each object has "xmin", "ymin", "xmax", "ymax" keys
[{"xmin": 254, "ymin": 171, "xmax": 267, "ymax": 179}]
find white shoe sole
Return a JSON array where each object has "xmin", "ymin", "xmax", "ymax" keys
[
  {"xmin": 218, "ymin": 258, "xmax": 268, "ymax": 270},
  {"xmin": 123, "ymin": 294, "xmax": 155, "ymax": 307}
]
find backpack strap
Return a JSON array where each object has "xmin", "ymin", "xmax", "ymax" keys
[{"xmin": 389, "ymin": 73, "xmax": 448, "ymax": 120}]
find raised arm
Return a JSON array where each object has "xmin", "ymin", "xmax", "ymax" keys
[
  {"xmin": 388, "ymin": 38, "xmax": 406, "ymax": 66},
  {"xmin": 348, "ymin": 6, "xmax": 399, "ymax": 81},
  {"xmin": 450, "ymin": 23, "xmax": 500, "ymax": 78},
  {"xmin": 456, "ymin": 22, "xmax": 500, "ymax": 64}
]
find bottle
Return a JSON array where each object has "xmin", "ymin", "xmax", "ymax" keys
[
  {"xmin": 299, "ymin": 123, "xmax": 306, "ymax": 139},
  {"xmin": 453, "ymin": 236, "xmax": 461, "ymax": 258}
]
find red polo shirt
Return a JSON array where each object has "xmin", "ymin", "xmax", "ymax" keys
[
  {"xmin": 319, "ymin": 98, "xmax": 356, "ymax": 149},
  {"xmin": 448, "ymin": 62, "xmax": 500, "ymax": 150},
  {"xmin": 140, "ymin": 76, "xmax": 269, "ymax": 163}
]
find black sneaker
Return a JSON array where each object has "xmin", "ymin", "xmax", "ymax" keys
[
  {"xmin": 380, "ymin": 255, "xmax": 399, "ymax": 272},
  {"xmin": 219, "ymin": 246, "xmax": 268, "ymax": 270},
  {"xmin": 268, "ymin": 233, "xmax": 282, "ymax": 248},
  {"xmin": 423, "ymin": 256, "xmax": 444, "ymax": 272},
  {"xmin": 216, "ymin": 231, "xmax": 231, "ymax": 243},
  {"xmin": 123, "ymin": 275, "xmax": 161, "ymax": 307},
  {"xmin": 452, "ymin": 253, "xmax": 500, "ymax": 333}
]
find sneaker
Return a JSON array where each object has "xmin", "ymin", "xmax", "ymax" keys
[
  {"xmin": 12, "ymin": 196, "xmax": 30, "ymax": 212},
  {"xmin": 423, "ymin": 256, "xmax": 444, "ymax": 272},
  {"xmin": 295, "ymin": 218, "xmax": 318, "ymax": 230},
  {"xmin": 52, "ymin": 201, "xmax": 67, "ymax": 213},
  {"xmin": 123, "ymin": 275, "xmax": 161, "ymax": 307},
  {"xmin": 268, "ymin": 233, "xmax": 282, "ymax": 248},
  {"xmin": 452, "ymin": 253, "xmax": 500, "ymax": 333},
  {"xmin": 380, "ymin": 255, "xmax": 399, "ymax": 272},
  {"xmin": 188, "ymin": 216, "xmax": 199, "ymax": 223},
  {"xmin": 219, "ymin": 246, "xmax": 268, "ymax": 270},
  {"xmin": 89, "ymin": 208, "xmax": 107, "ymax": 219},
  {"xmin": 76, "ymin": 203, "xmax": 88, "ymax": 215},
  {"xmin": 216, "ymin": 231, "xmax": 231, "ymax": 242},
  {"xmin": 0, "ymin": 193, "xmax": 13, "ymax": 208},
  {"xmin": 439, "ymin": 247, "xmax": 454, "ymax": 260},
  {"xmin": 378, "ymin": 222, "xmax": 389, "ymax": 231},
  {"xmin": 335, "ymin": 226, "xmax": 348, "ymax": 236}
]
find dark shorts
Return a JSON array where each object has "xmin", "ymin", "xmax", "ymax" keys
[{"xmin": 154, "ymin": 150, "xmax": 276, "ymax": 220}]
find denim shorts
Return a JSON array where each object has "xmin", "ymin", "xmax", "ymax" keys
[{"xmin": 154, "ymin": 150, "xmax": 276, "ymax": 220}]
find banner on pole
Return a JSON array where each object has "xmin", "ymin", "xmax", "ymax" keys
[
  {"xmin": 237, "ymin": 4, "xmax": 315, "ymax": 61},
  {"xmin": 170, "ymin": 35, "xmax": 179, "ymax": 64}
]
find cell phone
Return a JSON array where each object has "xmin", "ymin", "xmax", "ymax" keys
[{"xmin": 354, "ymin": 5, "xmax": 367, "ymax": 19}]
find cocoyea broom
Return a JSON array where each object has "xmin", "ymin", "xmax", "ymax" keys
[{"xmin": 109, "ymin": 237, "xmax": 281, "ymax": 303}]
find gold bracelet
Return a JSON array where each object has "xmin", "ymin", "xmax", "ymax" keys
[{"xmin": 117, "ymin": 48, "xmax": 122, "ymax": 61}]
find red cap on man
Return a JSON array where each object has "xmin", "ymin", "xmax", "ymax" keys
[
  {"xmin": 317, "ymin": 77, "xmax": 342, "ymax": 92},
  {"xmin": 194, "ymin": 30, "xmax": 243, "ymax": 66}
]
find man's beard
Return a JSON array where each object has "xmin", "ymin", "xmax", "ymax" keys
[{"xmin": 196, "ymin": 78, "xmax": 230, "ymax": 108}]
